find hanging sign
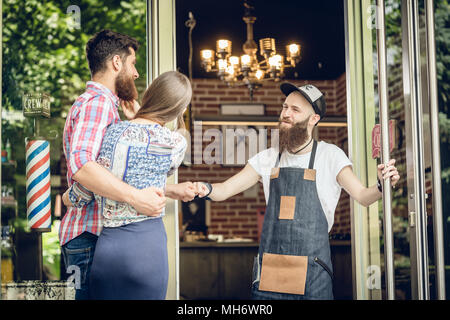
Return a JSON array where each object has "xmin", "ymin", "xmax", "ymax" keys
[{"xmin": 22, "ymin": 93, "xmax": 51, "ymax": 118}]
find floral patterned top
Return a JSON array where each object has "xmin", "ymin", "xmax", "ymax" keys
[{"xmin": 68, "ymin": 121, "xmax": 187, "ymax": 228}]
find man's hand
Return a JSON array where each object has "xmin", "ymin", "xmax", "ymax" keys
[
  {"xmin": 194, "ymin": 182, "xmax": 210, "ymax": 198},
  {"xmin": 337, "ymin": 158, "xmax": 401, "ymax": 207},
  {"xmin": 377, "ymin": 159, "xmax": 400, "ymax": 188},
  {"xmin": 62, "ymin": 189, "xmax": 73, "ymax": 207},
  {"xmin": 129, "ymin": 186, "xmax": 166, "ymax": 216},
  {"xmin": 165, "ymin": 182, "xmax": 197, "ymax": 202}
]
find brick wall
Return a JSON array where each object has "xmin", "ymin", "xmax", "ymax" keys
[{"xmin": 178, "ymin": 73, "xmax": 351, "ymax": 241}]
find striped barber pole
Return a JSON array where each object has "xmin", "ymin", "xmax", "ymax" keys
[{"xmin": 26, "ymin": 140, "xmax": 51, "ymax": 230}]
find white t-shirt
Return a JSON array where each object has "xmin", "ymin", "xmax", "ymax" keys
[{"xmin": 248, "ymin": 141, "xmax": 353, "ymax": 232}]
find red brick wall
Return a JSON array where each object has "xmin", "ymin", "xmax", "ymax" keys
[{"xmin": 178, "ymin": 74, "xmax": 351, "ymax": 241}]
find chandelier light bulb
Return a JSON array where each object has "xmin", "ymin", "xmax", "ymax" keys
[
  {"xmin": 241, "ymin": 54, "xmax": 251, "ymax": 67},
  {"xmin": 229, "ymin": 56, "xmax": 239, "ymax": 66},
  {"xmin": 218, "ymin": 59, "xmax": 228, "ymax": 71},
  {"xmin": 217, "ymin": 39, "xmax": 231, "ymax": 53},
  {"xmin": 259, "ymin": 38, "xmax": 276, "ymax": 57},
  {"xmin": 218, "ymin": 40, "xmax": 229, "ymax": 49},
  {"xmin": 268, "ymin": 54, "xmax": 283, "ymax": 70},
  {"xmin": 201, "ymin": 49, "xmax": 214, "ymax": 60},
  {"xmin": 255, "ymin": 69, "xmax": 264, "ymax": 80},
  {"xmin": 288, "ymin": 44, "xmax": 300, "ymax": 57}
]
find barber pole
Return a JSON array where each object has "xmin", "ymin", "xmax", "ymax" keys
[{"xmin": 26, "ymin": 140, "xmax": 51, "ymax": 230}]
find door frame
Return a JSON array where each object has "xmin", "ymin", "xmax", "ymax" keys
[
  {"xmin": 344, "ymin": 0, "xmax": 382, "ymax": 300},
  {"xmin": 345, "ymin": 0, "xmax": 446, "ymax": 300},
  {"xmin": 146, "ymin": 0, "xmax": 180, "ymax": 300}
]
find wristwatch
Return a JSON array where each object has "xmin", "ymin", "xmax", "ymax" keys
[
  {"xmin": 194, "ymin": 182, "xmax": 213, "ymax": 200},
  {"xmin": 202, "ymin": 182, "xmax": 213, "ymax": 200}
]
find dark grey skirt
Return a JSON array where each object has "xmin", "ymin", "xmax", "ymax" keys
[{"xmin": 89, "ymin": 217, "xmax": 168, "ymax": 300}]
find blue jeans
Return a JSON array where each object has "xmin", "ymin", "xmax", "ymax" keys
[{"xmin": 62, "ymin": 232, "xmax": 98, "ymax": 300}]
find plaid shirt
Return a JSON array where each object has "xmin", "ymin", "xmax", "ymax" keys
[{"xmin": 59, "ymin": 81, "xmax": 121, "ymax": 246}]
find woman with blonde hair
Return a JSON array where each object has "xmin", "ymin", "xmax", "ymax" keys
[{"xmin": 67, "ymin": 71, "xmax": 192, "ymax": 299}]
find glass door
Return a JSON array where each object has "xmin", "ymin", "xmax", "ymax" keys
[
  {"xmin": 345, "ymin": 0, "xmax": 448, "ymax": 300},
  {"xmin": 147, "ymin": 0, "xmax": 179, "ymax": 300}
]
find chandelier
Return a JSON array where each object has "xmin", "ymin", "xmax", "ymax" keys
[{"xmin": 200, "ymin": 0, "xmax": 301, "ymax": 99}]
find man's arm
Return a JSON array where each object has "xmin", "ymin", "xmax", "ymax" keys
[
  {"xmin": 337, "ymin": 159, "xmax": 400, "ymax": 207},
  {"xmin": 73, "ymin": 161, "xmax": 166, "ymax": 215},
  {"xmin": 195, "ymin": 164, "xmax": 260, "ymax": 201},
  {"xmin": 68, "ymin": 96, "xmax": 165, "ymax": 216}
]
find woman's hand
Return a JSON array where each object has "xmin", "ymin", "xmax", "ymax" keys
[
  {"xmin": 194, "ymin": 182, "xmax": 211, "ymax": 198},
  {"xmin": 121, "ymin": 99, "xmax": 140, "ymax": 120},
  {"xmin": 377, "ymin": 159, "xmax": 400, "ymax": 188}
]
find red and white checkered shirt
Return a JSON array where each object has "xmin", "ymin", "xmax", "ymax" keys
[{"xmin": 59, "ymin": 81, "xmax": 121, "ymax": 246}]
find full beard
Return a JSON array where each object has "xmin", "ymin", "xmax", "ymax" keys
[
  {"xmin": 278, "ymin": 117, "xmax": 310, "ymax": 153},
  {"xmin": 115, "ymin": 68, "xmax": 138, "ymax": 102}
]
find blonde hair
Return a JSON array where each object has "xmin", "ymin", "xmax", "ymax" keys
[{"xmin": 134, "ymin": 71, "xmax": 192, "ymax": 129}]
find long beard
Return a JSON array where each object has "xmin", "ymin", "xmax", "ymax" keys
[
  {"xmin": 115, "ymin": 68, "xmax": 138, "ymax": 101},
  {"xmin": 278, "ymin": 117, "xmax": 310, "ymax": 153}
]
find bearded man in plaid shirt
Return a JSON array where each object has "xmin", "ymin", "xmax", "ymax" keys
[{"xmin": 61, "ymin": 30, "xmax": 196, "ymax": 300}]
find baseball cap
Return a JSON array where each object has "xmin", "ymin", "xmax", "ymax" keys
[{"xmin": 280, "ymin": 82, "xmax": 327, "ymax": 119}]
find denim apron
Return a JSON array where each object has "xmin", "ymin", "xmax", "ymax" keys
[{"xmin": 251, "ymin": 140, "xmax": 334, "ymax": 300}]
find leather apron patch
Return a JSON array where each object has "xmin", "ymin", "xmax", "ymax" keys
[
  {"xmin": 259, "ymin": 253, "xmax": 308, "ymax": 295},
  {"xmin": 279, "ymin": 196, "xmax": 296, "ymax": 220},
  {"xmin": 270, "ymin": 168, "xmax": 280, "ymax": 179},
  {"xmin": 304, "ymin": 168, "xmax": 316, "ymax": 181}
]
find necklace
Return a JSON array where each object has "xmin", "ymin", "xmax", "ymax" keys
[{"xmin": 293, "ymin": 137, "xmax": 313, "ymax": 154}]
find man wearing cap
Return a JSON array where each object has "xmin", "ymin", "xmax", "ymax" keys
[{"xmin": 195, "ymin": 82, "xmax": 400, "ymax": 300}]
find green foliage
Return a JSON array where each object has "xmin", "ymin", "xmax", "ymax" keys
[
  {"xmin": 2, "ymin": 0, "xmax": 147, "ymax": 278},
  {"xmin": 2, "ymin": 0, "xmax": 147, "ymax": 116},
  {"xmin": 3, "ymin": 0, "xmax": 85, "ymax": 115},
  {"xmin": 42, "ymin": 221, "xmax": 62, "ymax": 279},
  {"xmin": 434, "ymin": 0, "xmax": 450, "ymax": 115},
  {"xmin": 2, "ymin": 0, "xmax": 147, "ymax": 173}
]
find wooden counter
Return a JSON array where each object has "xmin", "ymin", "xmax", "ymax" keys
[
  {"xmin": 180, "ymin": 241, "xmax": 259, "ymax": 300},
  {"xmin": 180, "ymin": 241, "xmax": 259, "ymax": 248},
  {"xmin": 179, "ymin": 240, "xmax": 352, "ymax": 300}
]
